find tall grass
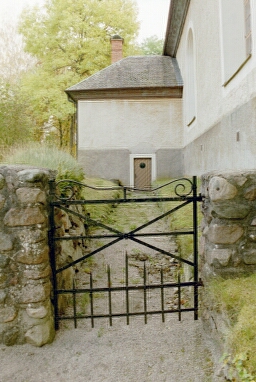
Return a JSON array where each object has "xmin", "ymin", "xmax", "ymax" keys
[{"xmin": 1, "ymin": 144, "xmax": 84, "ymax": 182}]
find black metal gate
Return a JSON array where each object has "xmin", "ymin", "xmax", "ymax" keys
[{"xmin": 49, "ymin": 177, "xmax": 202, "ymax": 330}]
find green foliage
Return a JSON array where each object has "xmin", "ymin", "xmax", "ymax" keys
[
  {"xmin": 19, "ymin": 68, "xmax": 75, "ymax": 147},
  {"xmin": 210, "ymin": 274, "xmax": 256, "ymax": 377},
  {"xmin": 2, "ymin": 144, "xmax": 84, "ymax": 182},
  {"xmin": 0, "ymin": 22, "xmax": 37, "ymax": 151},
  {"xmin": 18, "ymin": 0, "xmax": 140, "ymax": 147},
  {"xmin": 139, "ymin": 35, "xmax": 164, "ymax": 55},
  {"xmin": 0, "ymin": 80, "xmax": 34, "ymax": 149}
]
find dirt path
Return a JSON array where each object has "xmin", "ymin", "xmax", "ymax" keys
[{"xmin": 1, "ymin": 198, "xmax": 222, "ymax": 382}]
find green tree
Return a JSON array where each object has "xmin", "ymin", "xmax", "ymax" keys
[
  {"xmin": 0, "ymin": 22, "xmax": 35, "ymax": 150},
  {"xmin": 140, "ymin": 35, "xmax": 164, "ymax": 55},
  {"xmin": 18, "ymin": 0, "xmax": 140, "ymax": 149},
  {"xmin": 0, "ymin": 80, "xmax": 34, "ymax": 149}
]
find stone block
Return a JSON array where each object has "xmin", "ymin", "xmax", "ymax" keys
[
  {"xmin": 17, "ymin": 169, "xmax": 48, "ymax": 183},
  {"xmin": 0, "ymin": 194, "xmax": 5, "ymax": 209},
  {"xmin": 20, "ymin": 281, "xmax": 51, "ymax": 304},
  {"xmin": 207, "ymin": 224, "xmax": 244, "ymax": 244},
  {"xmin": 26, "ymin": 305, "xmax": 48, "ymax": 319},
  {"xmin": 248, "ymin": 228, "xmax": 256, "ymax": 242},
  {"xmin": 209, "ymin": 177, "xmax": 238, "ymax": 202},
  {"xmin": 8, "ymin": 274, "xmax": 19, "ymax": 286},
  {"xmin": 241, "ymin": 244, "xmax": 256, "ymax": 265},
  {"xmin": 25, "ymin": 318, "xmax": 55, "ymax": 347},
  {"xmin": 0, "ymin": 232, "xmax": 13, "ymax": 251},
  {"xmin": 0, "ymin": 290, "xmax": 7, "ymax": 303},
  {"xmin": 0, "ymin": 306, "xmax": 18, "ymax": 323},
  {"xmin": 0, "ymin": 174, "xmax": 5, "ymax": 189},
  {"xmin": 0, "ymin": 254, "xmax": 10, "ymax": 268},
  {"xmin": 207, "ymin": 248, "xmax": 232, "ymax": 268},
  {"xmin": 16, "ymin": 244, "xmax": 49, "ymax": 265},
  {"xmin": 17, "ymin": 228, "xmax": 47, "ymax": 244},
  {"xmin": 23, "ymin": 264, "xmax": 51, "ymax": 280},
  {"xmin": 211, "ymin": 202, "xmax": 250, "ymax": 219},
  {"xmin": 233, "ymin": 175, "xmax": 248, "ymax": 186},
  {"xmin": 16, "ymin": 188, "xmax": 46, "ymax": 205},
  {"xmin": 244, "ymin": 185, "xmax": 256, "ymax": 201},
  {"xmin": 4, "ymin": 207, "xmax": 46, "ymax": 226}
]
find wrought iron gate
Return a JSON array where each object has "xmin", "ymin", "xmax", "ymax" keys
[{"xmin": 49, "ymin": 177, "xmax": 202, "ymax": 330}]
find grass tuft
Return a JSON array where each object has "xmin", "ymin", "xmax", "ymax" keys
[{"xmin": 1, "ymin": 143, "xmax": 84, "ymax": 182}]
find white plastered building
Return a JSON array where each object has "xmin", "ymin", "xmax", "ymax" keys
[{"xmin": 66, "ymin": 0, "xmax": 256, "ymax": 185}]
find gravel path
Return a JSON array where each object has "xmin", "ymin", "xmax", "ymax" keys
[
  {"xmin": 0, "ymin": 197, "xmax": 222, "ymax": 382},
  {"xmin": 1, "ymin": 315, "xmax": 215, "ymax": 382}
]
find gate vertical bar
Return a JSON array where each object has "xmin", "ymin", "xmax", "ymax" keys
[
  {"xmin": 143, "ymin": 262, "xmax": 147, "ymax": 324},
  {"xmin": 160, "ymin": 268, "xmax": 165, "ymax": 323},
  {"xmin": 125, "ymin": 252, "xmax": 130, "ymax": 325},
  {"xmin": 90, "ymin": 272, "xmax": 94, "ymax": 328},
  {"xmin": 178, "ymin": 273, "xmax": 181, "ymax": 321},
  {"xmin": 192, "ymin": 176, "xmax": 199, "ymax": 320},
  {"xmin": 108, "ymin": 265, "xmax": 113, "ymax": 326},
  {"xmin": 72, "ymin": 278, "xmax": 77, "ymax": 328},
  {"xmin": 48, "ymin": 179, "xmax": 59, "ymax": 330}
]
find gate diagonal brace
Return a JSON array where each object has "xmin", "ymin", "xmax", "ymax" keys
[
  {"xmin": 56, "ymin": 236, "xmax": 123, "ymax": 274},
  {"xmin": 56, "ymin": 204, "xmax": 122, "ymax": 235},
  {"xmin": 120, "ymin": 231, "xmax": 193, "ymax": 266},
  {"xmin": 130, "ymin": 236, "xmax": 194, "ymax": 267}
]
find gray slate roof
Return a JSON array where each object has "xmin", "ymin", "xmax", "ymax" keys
[{"xmin": 66, "ymin": 56, "xmax": 183, "ymax": 92}]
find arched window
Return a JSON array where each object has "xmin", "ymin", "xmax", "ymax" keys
[
  {"xmin": 220, "ymin": 0, "xmax": 252, "ymax": 84},
  {"xmin": 186, "ymin": 28, "xmax": 196, "ymax": 126}
]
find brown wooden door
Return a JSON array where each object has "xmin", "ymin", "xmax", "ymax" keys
[{"xmin": 134, "ymin": 158, "xmax": 152, "ymax": 189}]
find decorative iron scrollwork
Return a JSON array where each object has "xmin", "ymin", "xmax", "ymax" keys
[
  {"xmin": 51, "ymin": 177, "xmax": 194, "ymax": 201},
  {"xmin": 151, "ymin": 178, "xmax": 193, "ymax": 197},
  {"xmin": 173, "ymin": 178, "xmax": 193, "ymax": 197}
]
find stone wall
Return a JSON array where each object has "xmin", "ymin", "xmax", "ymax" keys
[
  {"xmin": 0, "ymin": 166, "xmax": 55, "ymax": 346},
  {"xmin": 200, "ymin": 170, "xmax": 256, "ymax": 377},
  {"xmin": 200, "ymin": 170, "xmax": 256, "ymax": 278}
]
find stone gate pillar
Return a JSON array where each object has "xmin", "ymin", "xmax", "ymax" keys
[
  {"xmin": 200, "ymin": 170, "xmax": 256, "ymax": 278},
  {"xmin": 0, "ymin": 166, "xmax": 56, "ymax": 346},
  {"xmin": 199, "ymin": 171, "xmax": 256, "ymax": 375}
]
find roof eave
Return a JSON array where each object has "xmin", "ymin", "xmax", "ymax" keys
[
  {"xmin": 65, "ymin": 86, "xmax": 183, "ymax": 102},
  {"xmin": 163, "ymin": 0, "xmax": 191, "ymax": 57}
]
